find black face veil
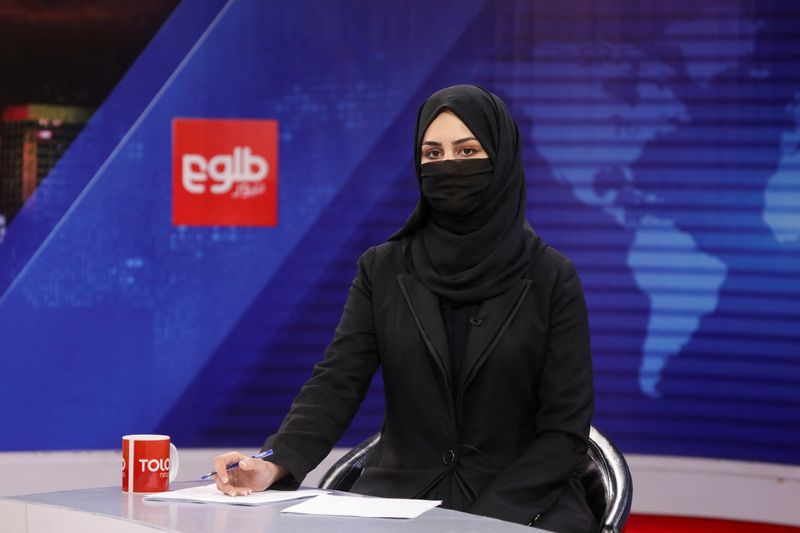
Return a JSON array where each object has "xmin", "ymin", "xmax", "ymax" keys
[{"xmin": 389, "ymin": 84, "xmax": 539, "ymax": 303}]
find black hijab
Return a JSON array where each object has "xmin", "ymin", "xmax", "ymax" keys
[{"xmin": 389, "ymin": 84, "xmax": 538, "ymax": 303}]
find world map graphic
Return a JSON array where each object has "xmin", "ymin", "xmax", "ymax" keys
[{"xmin": 492, "ymin": 6, "xmax": 799, "ymax": 397}]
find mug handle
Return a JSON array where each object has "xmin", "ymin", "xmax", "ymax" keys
[{"xmin": 169, "ymin": 443, "xmax": 180, "ymax": 482}]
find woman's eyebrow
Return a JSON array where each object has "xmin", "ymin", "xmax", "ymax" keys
[{"xmin": 421, "ymin": 137, "xmax": 480, "ymax": 147}]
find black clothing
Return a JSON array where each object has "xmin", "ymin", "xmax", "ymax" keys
[
  {"xmin": 432, "ymin": 298, "xmax": 480, "ymax": 508},
  {"xmin": 389, "ymin": 85, "xmax": 537, "ymax": 304},
  {"xmin": 419, "ymin": 158, "xmax": 493, "ymax": 223},
  {"xmin": 262, "ymin": 85, "xmax": 596, "ymax": 533},
  {"xmin": 440, "ymin": 299, "xmax": 479, "ymax": 404},
  {"xmin": 262, "ymin": 236, "xmax": 596, "ymax": 532}
]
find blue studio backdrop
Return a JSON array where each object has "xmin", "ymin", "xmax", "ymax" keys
[{"xmin": 0, "ymin": 0, "xmax": 798, "ymax": 465}]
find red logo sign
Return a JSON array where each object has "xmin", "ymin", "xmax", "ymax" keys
[{"xmin": 172, "ymin": 118, "xmax": 278, "ymax": 226}]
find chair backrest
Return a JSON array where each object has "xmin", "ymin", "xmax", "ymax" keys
[
  {"xmin": 318, "ymin": 426, "xmax": 632, "ymax": 533},
  {"xmin": 317, "ymin": 432, "xmax": 380, "ymax": 491},
  {"xmin": 582, "ymin": 426, "xmax": 633, "ymax": 533}
]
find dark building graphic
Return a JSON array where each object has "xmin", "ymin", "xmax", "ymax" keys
[{"xmin": 0, "ymin": 104, "xmax": 92, "ymax": 228}]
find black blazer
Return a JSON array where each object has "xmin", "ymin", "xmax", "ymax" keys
[{"xmin": 263, "ymin": 235, "xmax": 594, "ymax": 527}]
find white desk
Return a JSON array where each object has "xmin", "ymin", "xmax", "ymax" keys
[{"xmin": 1, "ymin": 482, "xmax": 545, "ymax": 532}]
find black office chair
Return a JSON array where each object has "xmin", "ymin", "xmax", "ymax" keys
[{"xmin": 318, "ymin": 426, "xmax": 632, "ymax": 533}]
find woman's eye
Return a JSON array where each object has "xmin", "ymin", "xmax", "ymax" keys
[
  {"xmin": 462, "ymin": 148, "xmax": 475, "ymax": 155},
  {"xmin": 426, "ymin": 150, "xmax": 441, "ymax": 159}
]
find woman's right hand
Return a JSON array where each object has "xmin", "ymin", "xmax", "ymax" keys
[{"xmin": 211, "ymin": 451, "xmax": 289, "ymax": 497}]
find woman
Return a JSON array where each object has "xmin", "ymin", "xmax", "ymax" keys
[{"xmin": 212, "ymin": 85, "xmax": 597, "ymax": 533}]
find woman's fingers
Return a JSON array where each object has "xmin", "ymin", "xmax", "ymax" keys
[
  {"xmin": 237, "ymin": 458, "xmax": 264, "ymax": 472},
  {"xmin": 215, "ymin": 476, "xmax": 250, "ymax": 497},
  {"xmin": 212, "ymin": 451, "xmax": 243, "ymax": 483},
  {"xmin": 211, "ymin": 451, "xmax": 270, "ymax": 496},
  {"xmin": 211, "ymin": 451, "xmax": 248, "ymax": 492},
  {"xmin": 220, "ymin": 477, "xmax": 252, "ymax": 497}
]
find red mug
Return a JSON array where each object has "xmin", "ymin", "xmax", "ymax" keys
[{"xmin": 122, "ymin": 434, "xmax": 179, "ymax": 493}]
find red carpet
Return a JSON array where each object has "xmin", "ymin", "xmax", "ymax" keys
[{"xmin": 623, "ymin": 514, "xmax": 800, "ymax": 532}]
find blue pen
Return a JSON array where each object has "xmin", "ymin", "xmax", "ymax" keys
[{"xmin": 200, "ymin": 449, "xmax": 274, "ymax": 480}]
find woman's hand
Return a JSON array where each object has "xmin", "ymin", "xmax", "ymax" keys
[{"xmin": 211, "ymin": 451, "xmax": 289, "ymax": 496}]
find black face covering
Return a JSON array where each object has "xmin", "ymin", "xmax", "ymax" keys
[
  {"xmin": 389, "ymin": 84, "xmax": 540, "ymax": 303},
  {"xmin": 420, "ymin": 158, "xmax": 493, "ymax": 228}
]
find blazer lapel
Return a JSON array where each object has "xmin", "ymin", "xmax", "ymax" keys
[
  {"xmin": 457, "ymin": 279, "xmax": 533, "ymax": 403},
  {"xmin": 396, "ymin": 274, "xmax": 451, "ymax": 388}
]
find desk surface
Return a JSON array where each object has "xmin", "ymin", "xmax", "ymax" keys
[{"xmin": 1, "ymin": 482, "xmax": 545, "ymax": 532}]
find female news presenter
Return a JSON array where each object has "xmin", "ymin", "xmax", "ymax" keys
[{"xmin": 212, "ymin": 85, "xmax": 596, "ymax": 533}]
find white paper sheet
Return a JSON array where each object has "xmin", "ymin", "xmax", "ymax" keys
[
  {"xmin": 143, "ymin": 484, "xmax": 328, "ymax": 506},
  {"xmin": 280, "ymin": 494, "xmax": 442, "ymax": 519}
]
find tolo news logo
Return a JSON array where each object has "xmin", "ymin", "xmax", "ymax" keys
[{"xmin": 172, "ymin": 118, "xmax": 278, "ymax": 226}]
